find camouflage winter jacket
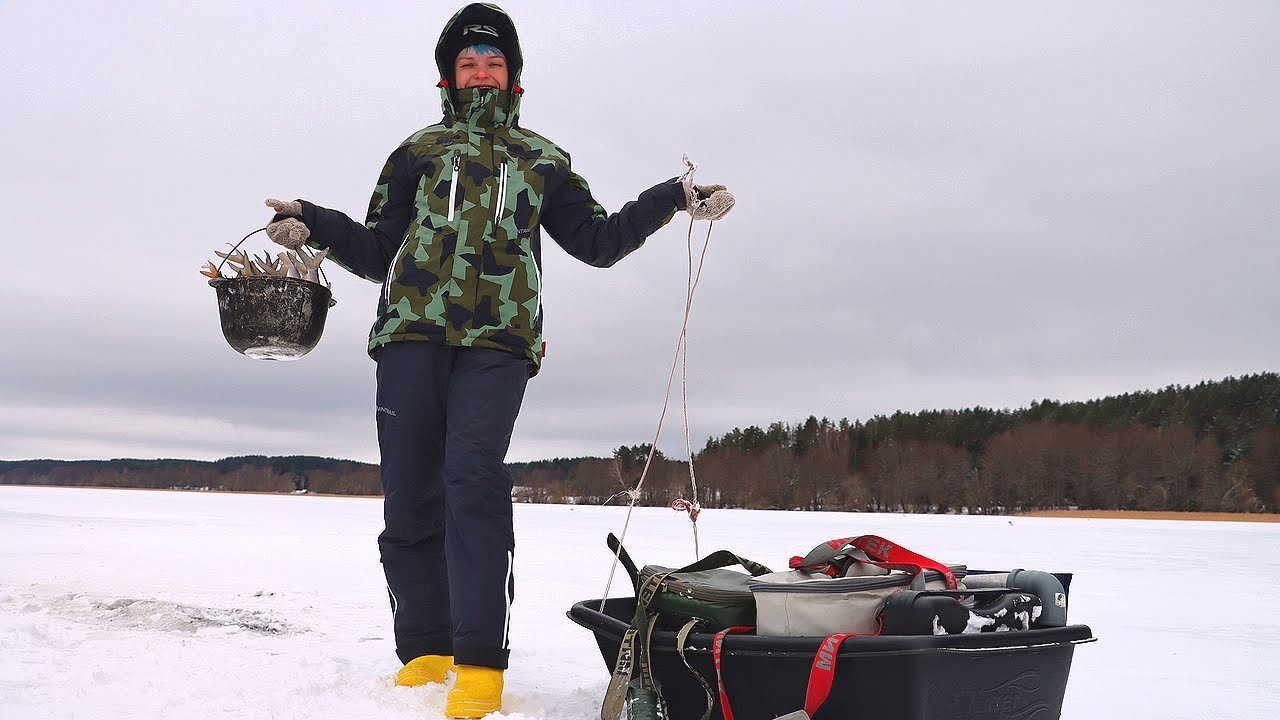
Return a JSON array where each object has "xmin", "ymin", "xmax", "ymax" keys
[{"xmin": 298, "ymin": 86, "xmax": 685, "ymax": 375}]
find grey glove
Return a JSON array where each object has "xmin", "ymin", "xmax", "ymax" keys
[
  {"xmin": 264, "ymin": 198, "xmax": 310, "ymax": 249},
  {"xmin": 682, "ymin": 180, "xmax": 735, "ymax": 221}
]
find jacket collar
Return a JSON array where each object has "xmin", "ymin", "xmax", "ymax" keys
[{"xmin": 440, "ymin": 86, "xmax": 520, "ymax": 129}]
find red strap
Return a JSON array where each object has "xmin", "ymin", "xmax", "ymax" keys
[
  {"xmin": 712, "ymin": 627, "xmax": 754, "ymax": 720},
  {"xmin": 788, "ymin": 554, "xmax": 842, "ymax": 577},
  {"xmin": 849, "ymin": 534, "xmax": 958, "ymax": 589},
  {"xmin": 791, "ymin": 534, "xmax": 957, "ymax": 590},
  {"xmin": 804, "ymin": 633, "xmax": 853, "ymax": 715},
  {"xmin": 717, "ymin": 629, "xmax": 858, "ymax": 718}
]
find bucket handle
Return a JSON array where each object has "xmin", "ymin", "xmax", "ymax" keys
[{"xmin": 215, "ymin": 227, "xmax": 331, "ymax": 288}]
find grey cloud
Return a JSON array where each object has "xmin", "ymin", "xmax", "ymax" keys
[{"xmin": 1, "ymin": 0, "xmax": 1277, "ymax": 463}]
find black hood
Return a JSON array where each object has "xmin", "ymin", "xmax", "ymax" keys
[{"xmin": 435, "ymin": 3, "xmax": 523, "ymax": 88}]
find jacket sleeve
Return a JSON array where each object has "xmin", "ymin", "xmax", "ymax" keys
[
  {"xmin": 297, "ymin": 147, "xmax": 414, "ymax": 283},
  {"xmin": 539, "ymin": 166, "xmax": 687, "ymax": 268}
]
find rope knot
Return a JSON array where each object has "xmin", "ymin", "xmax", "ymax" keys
[
  {"xmin": 679, "ymin": 152, "xmax": 699, "ymax": 182},
  {"xmin": 671, "ymin": 498, "xmax": 701, "ymax": 522},
  {"xmin": 604, "ymin": 488, "xmax": 642, "ymax": 506}
]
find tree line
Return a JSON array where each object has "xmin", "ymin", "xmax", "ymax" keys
[
  {"xmin": 511, "ymin": 373, "xmax": 1280, "ymax": 513},
  {"xmin": 0, "ymin": 456, "xmax": 381, "ymax": 495},
  {"xmin": 3, "ymin": 373, "xmax": 1278, "ymax": 514}
]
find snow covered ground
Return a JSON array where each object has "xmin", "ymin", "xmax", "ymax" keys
[{"xmin": 1, "ymin": 485, "xmax": 1276, "ymax": 719}]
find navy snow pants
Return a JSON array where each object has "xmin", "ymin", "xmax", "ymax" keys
[{"xmin": 374, "ymin": 341, "xmax": 530, "ymax": 669}]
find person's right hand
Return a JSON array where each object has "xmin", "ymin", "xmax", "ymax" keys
[
  {"xmin": 682, "ymin": 180, "xmax": 735, "ymax": 222},
  {"xmin": 264, "ymin": 198, "xmax": 310, "ymax": 249}
]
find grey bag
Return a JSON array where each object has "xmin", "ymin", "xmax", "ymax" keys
[
  {"xmin": 749, "ymin": 565, "xmax": 967, "ymax": 636},
  {"xmin": 750, "ymin": 534, "xmax": 965, "ymax": 636}
]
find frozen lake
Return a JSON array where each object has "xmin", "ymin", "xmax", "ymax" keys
[{"xmin": 1, "ymin": 486, "xmax": 1276, "ymax": 719}]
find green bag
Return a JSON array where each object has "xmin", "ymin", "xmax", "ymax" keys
[
  {"xmin": 640, "ymin": 555, "xmax": 772, "ymax": 629},
  {"xmin": 600, "ymin": 535, "xmax": 773, "ymax": 720}
]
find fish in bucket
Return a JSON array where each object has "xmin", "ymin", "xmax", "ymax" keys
[{"xmin": 201, "ymin": 228, "xmax": 336, "ymax": 360}]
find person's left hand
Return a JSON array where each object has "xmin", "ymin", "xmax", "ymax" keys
[
  {"xmin": 682, "ymin": 180, "xmax": 735, "ymax": 221},
  {"xmin": 264, "ymin": 198, "xmax": 310, "ymax": 249}
]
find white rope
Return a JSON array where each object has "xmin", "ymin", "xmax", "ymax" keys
[
  {"xmin": 598, "ymin": 156, "xmax": 717, "ymax": 606},
  {"xmin": 597, "ymin": 496, "xmax": 640, "ymax": 613},
  {"xmin": 675, "ymin": 152, "xmax": 709, "ymax": 560},
  {"xmin": 677, "ymin": 219, "xmax": 714, "ymax": 560}
]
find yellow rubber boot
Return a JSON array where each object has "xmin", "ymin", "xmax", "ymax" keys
[
  {"xmin": 395, "ymin": 654, "xmax": 455, "ymax": 687},
  {"xmin": 444, "ymin": 664, "xmax": 504, "ymax": 718}
]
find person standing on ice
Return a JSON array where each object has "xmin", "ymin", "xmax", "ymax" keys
[{"xmin": 263, "ymin": 3, "xmax": 733, "ymax": 717}]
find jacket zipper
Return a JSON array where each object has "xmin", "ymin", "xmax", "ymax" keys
[
  {"xmin": 383, "ymin": 231, "xmax": 412, "ymax": 307},
  {"xmin": 447, "ymin": 152, "xmax": 461, "ymax": 222},
  {"xmin": 531, "ymin": 245, "xmax": 542, "ymax": 325},
  {"xmin": 492, "ymin": 158, "xmax": 508, "ymax": 225}
]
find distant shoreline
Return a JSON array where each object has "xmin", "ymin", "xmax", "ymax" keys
[
  {"xmin": 4, "ymin": 484, "xmax": 1278, "ymax": 522},
  {"xmin": 1017, "ymin": 509, "xmax": 1280, "ymax": 523},
  {"xmin": 0, "ymin": 484, "xmax": 382, "ymax": 500}
]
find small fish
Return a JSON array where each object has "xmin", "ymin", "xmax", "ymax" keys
[
  {"xmin": 278, "ymin": 252, "xmax": 302, "ymax": 279},
  {"xmin": 295, "ymin": 246, "xmax": 329, "ymax": 283},
  {"xmin": 214, "ymin": 249, "xmax": 255, "ymax": 277},
  {"xmin": 252, "ymin": 251, "xmax": 281, "ymax": 276},
  {"xmin": 207, "ymin": 243, "xmax": 324, "ymax": 280}
]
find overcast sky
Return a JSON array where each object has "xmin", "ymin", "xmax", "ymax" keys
[{"xmin": 1, "ymin": 1, "xmax": 1277, "ymax": 464}]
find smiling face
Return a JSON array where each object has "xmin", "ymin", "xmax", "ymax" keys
[{"xmin": 454, "ymin": 46, "xmax": 508, "ymax": 90}]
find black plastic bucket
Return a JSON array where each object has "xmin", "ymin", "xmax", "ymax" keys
[
  {"xmin": 210, "ymin": 275, "xmax": 333, "ymax": 360},
  {"xmin": 568, "ymin": 597, "xmax": 1094, "ymax": 720}
]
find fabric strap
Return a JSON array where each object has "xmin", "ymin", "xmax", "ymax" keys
[
  {"xmin": 675, "ymin": 619, "xmax": 715, "ymax": 720},
  {"xmin": 712, "ymin": 628, "xmax": 853, "ymax": 720},
  {"xmin": 670, "ymin": 549, "xmax": 772, "ymax": 577},
  {"xmin": 788, "ymin": 534, "xmax": 958, "ymax": 590},
  {"xmin": 712, "ymin": 627, "xmax": 754, "ymax": 720},
  {"xmin": 602, "ymin": 569, "xmax": 668, "ymax": 720},
  {"xmin": 801, "ymin": 633, "xmax": 854, "ymax": 716},
  {"xmin": 603, "ymin": 546, "xmax": 769, "ymax": 720}
]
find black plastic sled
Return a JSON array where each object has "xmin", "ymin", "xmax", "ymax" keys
[{"xmin": 568, "ymin": 597, "xmax": 1094, "ymax": 720}]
